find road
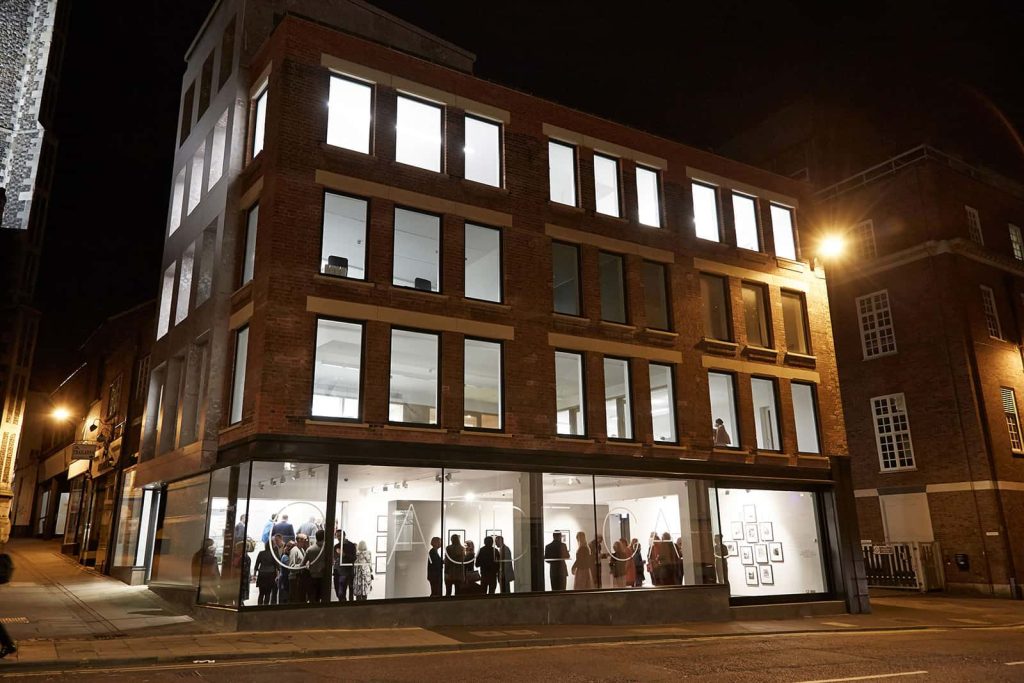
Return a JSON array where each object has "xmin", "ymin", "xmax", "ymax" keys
[{"xmin": 4, "ymin": 625, "xmax": 1023, "ymax": 682}]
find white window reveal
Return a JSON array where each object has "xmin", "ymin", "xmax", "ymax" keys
[
  {"xmin": 857, "ymin": 290, "xmax": 896, "ymax": 359},
  {"xmin": 872, "ymin": 393, "xmax": 915, "ymax": 471},
  {"xmin": 981, "ymin": 285, "xmax": 1002, "ymax": 339}
]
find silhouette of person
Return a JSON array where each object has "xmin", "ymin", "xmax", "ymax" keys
[{"xmin": 544, "ymin": 532, "xmax": 570, "ymax": 591}]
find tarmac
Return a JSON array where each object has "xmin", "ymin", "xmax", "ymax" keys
[{"xmin": 1, "ymin": 538, "xmax": 1022, "ymax": 675}]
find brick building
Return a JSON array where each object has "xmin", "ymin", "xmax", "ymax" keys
[{"xmin": 123, "ymin": 0, "xmax": 865, "ymax": 627}]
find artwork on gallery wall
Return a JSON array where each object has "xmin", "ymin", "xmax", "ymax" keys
[
  {"xmin": 754, "ymin": 544, "xmax": 769, "ymax": 564},
  {"xmin": 377, "ymin": 515, "xmax": 388, "ymax": 533},
  {"xmin": 744, "ymin": 523, "xmax": 759, "ymax": 543},
  {"xmin": 745, "ymin": 566, "xmax": 759, "ymax": 586},
  {"xmin": 743, "ymin": 505, "xmax": 757, "ymax": 523},
  {"xmin": 759, "ymin": 564, "xmax": 774, "ymax": 585},
  {"xmin": 730, "ymin": 521, "xmax": 744, "ymax": 540},
  {"xmin": 740, "ymin": 546, "xmax": 754, "ymax": 565},
  {"xmin": 557, "ymin": 530, "xmax": 571, "ymax": 552},
  {"xmin": 375, "ymin": 535, "xmax": 387, "ymax": 554},
  {"xmin": 448, "ymin": 529, "xmax": 466, "ymax": 545},
  {"xmin": 725, "ymin": 541, "xmax": 738, "ymax": 557},
  {"xmin": 759, "ymin": 522, "xmax": 774, "ymax": 541},
  {"xmin": 375, "ymin": 555, "xmax": 387, "ymax": 574},
  {"xmin": 485, "ymin": 529, "xmax": 502, "ymax": 539},
  {"xmin": 769, "ymin": 542, "xmax": 784, "ymax": 562}
]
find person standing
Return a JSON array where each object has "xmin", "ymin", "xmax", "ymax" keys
[
  {"xmin": 427, "ymin": 537, "xmax": 443, "ymax": 597},
  {"xmin": 544, "ymin": 532, "xmax": 570, "ymax": 591},
  {"xmin": 354, "ymin": 540, "xmax": 373, "ymax": 601},
  {"xmin": 253, "ymin": 542, "xmax": 279, "ymax": 605},
  {"xmin": 713, "ymin": 533, "xmax": 730, "ymax": 586},
  {"xmin": 273, "ymin": 514, "xmax": 296, "ymax": 543},
  {"xmin": 713, "ymin": 418, "xmax": 731, "ymax": 447},
  {"xmin": 630, "ymin": 538, "xmax": 645, "ymax": 587},
  {"xmin": 444, "ymin": 534, "xmax": 465, "ymax": 597},
  {"xmin": 495, "ymin": 536, "xmax": 514, "ymax": 594},
  {"xmin": 572, "ymin": 531, "xmax": 594, "ymax": 590},
  {"xmin": 260, "ymin": 514, "xmax": 277, "ymax": 545},
  {"xmin": 336, "ymin": 531, "xmax": 356, "ymax": 602},
  {"xmin": 674, "ymin": 537, "xmax": 686, "ymax": 585},
  {"xmin": 278, "ymin": 540, "xmax": 294, "ymax": 603},
  {"xmin": 234, "ymin": 514, "xmax": 247, "ymax": 544},
  {"xmin": 288, "ymin": 534, "xmax": 309, "ymax": 603},
  {"xmin": 299, "ymin": 516, "xmax": 318, "ymax": 539},
  {"xmin": 306, "ymin": 530, "xmax": 329, "ymax": 603},
  {"xmin": 476, "ymin": 536, "xmax": 499, "ymax": 595}
]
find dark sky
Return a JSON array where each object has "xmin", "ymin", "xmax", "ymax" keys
[{"xmin": 32, "ymin": 0, "xmax": 1024, "ymax": 385}]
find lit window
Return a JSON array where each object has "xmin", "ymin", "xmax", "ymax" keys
[
  {"xmin": 732, "ymin": 193, "xmax": 759, "ymax": 251},
  {"xmin": 708, "ymin": 372, "xmax": 738, "ymax": 448},
  {"xmin": 604, "ymin": 358, "xmax": 633, "ymax": 439},
  {"xmin": 770, "ymin": 204, "xmax": 797, "ymax": 260},
  {"xmin": 692, "ymin": 182, "xmax": 720, "ymax": 242},
  {"xmin": 981, "ymin": 286, "xmax": 1002, "ymax": 339},
  {"xmin": 208, "ymin": 110, "xmax": 228, "ymax": 190},
  {"xmin": 781, "ymin": 290, "xmax": 811, "ymax": 355},
  {"xmin": 251, "ymin": 87, "xmax": 267, "ymax": 158},
  {"xmin": 872, "ymin": 393, "xmax": 915, "ymax": 470},
  {"xmin": 327, "ymin": 75, "xmax": 372, "ymax": 154},
  {"xmin": 175, "ymin": 243, "xmax": 195, "ymax": 324},
  {"xmin": 965, "ymin": 205, "xmax": 983, "ymax": 244},
  {"xmin": 741, "ymin": 283, "xmax": 771, "ymax": 348},
  {"xmin": 312, "ymin": 319, "xmax": 362, "ymax": 419},
  {"xmin": 751, "ymin": 377, "xmax": 781, "ymax": 451},
  {"xmin": 791, "ymin": 382, "xmax": 820, "ymax": 454},
  {"xmin": 857, "ymin": 290, "xmax": 896, "ymax": 359},
  {"xmin": 552, "ymin": 242, "xmax": 581, "ymax": 315},
  {"xmin": 852, "ymin": 220, "xmax": 877, "ymax": 259},
  {"xmin": 700, "ymin": 273, "xmax": 731, "ymax": 341},
  {"xmin": 396, "ymin": 94, "xmax": 442, "ymax": 172},
  {"xmin": 241, "ymin": 204, "xmax": 258, "ymax": 285},
  {"xmin": 229, "ymin": 326, "xmax": 249, "ymax": 424},
  {"xmin": 548, "ymin": 141, "xmax": 577, "ymax": 206},
  {"xmin": 1010, "ymin": 224, "xmax": 1024, "ymax": 261},
  {"xmin": 465, "ymin": 223, "xmax": 501, "ymax": 302},
  {"xmin": 464, "ymin": 338, "xmax": 502, "ymax": 429},
  {"xmin": 321, "ymin": 193, "xmax": 367, "ymax": 280},
  {"xmin": 641, "ymin": 261, "xmax": 670, "ymax": 331},
  {"xmin": 1001, "ymin": 387, "xmax": 1023, "ymax": 452},
  {"xmin": 157, "ymin": 263, "xmax": 175, "ymax": 339},
  {"xmin": 649, "ymin": 363, "xmax": 676, "ymax": 443},
  {"xmin": 599, "ymin": 252, "xmax": 627, "ymax": 324},
  {"xmin": 389, "ymin": 329, "xmax": 439, "ymax": 425},
  {"xmin": 392, "ymin": 208, "xmax": 440, "ymax": 292},
  {"xmin": 593, "ymin": 153, "xmax": 620, "ymax": 217},
  {"xmin": 555, "ymin": 351, "xmax": 585, "ymax": 436},
  {"xmin": 169, "ymin": 167, "xmax": 185, "ymax": 235},
  {"xmin": 635, "ymin": 166, "xmax": 661, "ymax": 227},
  {"xmin": 188, "ymin": 142, "xmax": 205, "ymax": 215},
  {"xmin": 464, "ymin": 115, "xmax": 501, "ymax": 187}
]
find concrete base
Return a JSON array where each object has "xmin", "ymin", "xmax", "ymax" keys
[
  {"xmin": 944, "ymin": 582, "xmax": 1021, "ymax": 599},
  {"xmin": 109, "ymin": 565, "xmax": 147, "ymax": 586},
  {"xmin": 730, "ymin": 600, "xmax": 846, "ymax": 621}
]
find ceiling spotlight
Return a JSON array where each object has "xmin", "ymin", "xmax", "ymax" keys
[
  {"xmin": 383, "ymin": 485, "xmax": 389, "ymax": 492},
  {"xmin": 270, "ymin": 478, "xmax": 277, "ymax": 486},
  {"xmin": 402, "ymin": 481, "xmax": 408, "ymax": 489},
  {"xmin": 308, "ymin": 468, "xmax": 315, "ymax": 478},
  {"xmin": 258, "ymin": 482, "xmax": 265, "ymax": 491},
  {"xmin": 444, "ymin": 473, "xmax": 453, "ymax": 482},
  {"xmin": 434, "ymin": 474, "xmax": 442, "ymax": 483}
]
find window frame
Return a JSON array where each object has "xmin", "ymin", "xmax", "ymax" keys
[
  {"xmin": 980, "ymin": 285, "xmax": 1003, "ymax": 340},
  {"xmin": 965, "ymin": 205, "xmax": 983, "ymax": 244},
  {"xmin": 463, "ymin": 222, "xmax": 504, "ymax": 304},
  {"xmin": 462, "ymin": 336, "xmax": 504, "ymax": 432},
  {"xmin": 387, "ymin": 326, "xmax": 442, "ymax": 428},
  {"xmin": 319, "ymin": 190, "xmax": 370, "ymax": 282},
  {"xmin": 391, "ymin": 204, "xmax": 444, "ymax": 294},
  {"xmin": 781, "ymin": 289, "xmax": 812, "ymax": 355},
  {"xmin": 731, "ymin": 192, "xmax": 761, "ymax": 252},
  {"xmin": 741, "ymin": 281, "xmax": 773, "ymax": 349},
  {"xmin": 552, "ymin": 240, "xmax": 583, "ymax": 317},
  {"xmin": 1010, "ymin": 224, "xmax": 1024, "ymax": 261},
  {"xmin": 635, "ymin": 164, "xmax": 662, "ymax": 228},
  {"xmin": 770, "ymin": 203, "xmax": 798, "ymax": 261},
  {"xmin": 548, "ymin": 139, "xmax": 579, "ymax": 207},
  {"xmin": 871, "ymin": 392, "xmax": 916, "ymax": 471},
  {"xmin": 707, "ymin": 370, "xmax": 741, "ymax": 450},
  {"xmin": 554, "ymin": 349, "xmax": 587, "ymax": 438},
  {"xmin": 691, "ymin": 180, "xmax": 722, "ymax": 242},
  {"xmin": 228, "ymin": 324, "xmax": 249, "ymax": 426},
  {"xmin": 310, "ymin": 316, "xmax": 366, "ymax": 423},
  {"xmin": 648, "ymin": 362, "xmax": 678, "ymax": 444},
  {"xmin": 700, "ymin": 272, "xmax": 733, "ymax": 342},
  {"xmin": 463, "ymin": 113, "xmax": 503, "ymax": 188},
  {"xmin": 326, "ymin": 72, "xmax": 375, "ymax": 155},
  {"xmin": 1000, "ymin": 387, "xmax": 1024, "ymax": 454},
  {"xmin": 853, "ymin": 219, "xmax": 877, "ymax": 260},
  {"xmin": 790, "ymin": 381, "xmax": 822, "ymax": 455},
  {"xmin": 598, "ymin": 251, "xmax": 629, "ymax": 325},
  {"xmin": 395, "ymin": 92, "xmax": 445, "ymax": 173},
  {"xmin": 857, "ymin": 289, "xmax": 897, "ymax": 360},
  {"xmin": 750, "ymin": 375, "xmax": 783, "ymax": 453},
  {"xmin": 592, "ymin": 152, "xmax": 622, "ymax": 218},
  {"xmin": 249, "ymin": 84, "xmax": 268, "ymax": 161},
  {"xmin": 240, "ymin": 203, "xmax": 258, "ymax": 287},
  {"xmin": 602, "ymin": 355, "xmax": 635, "ymax": 441},
  {"xmin": 641, "ymin": 260, "xmax": 672, "ymax": 332}
]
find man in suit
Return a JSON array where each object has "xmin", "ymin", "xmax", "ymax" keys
[
  {"xmin": 272, "ymin": 514, "xmax": 296, "ymax": 543},
  {"xmin": 427, "ymin": 537, "xmax": 443, "ymax": 597},
  {"xmin": 544, "ymin": 532, "xmax": 570, "ymax": 591},
  {"xmin": 335, "ymin": 531, "xmax": 357, "ymax": 601},
  {"xmin": 495, "ymin": 536, "xmax": 514, "ymax": 593},
  {"xmin": 233, "ymin": 514, "xmax": 247, "ymax": 544},
  {"xmin": 476, "ymin": 536, "xmax": 500, "ymax": 594},
  {"xmin": 444, "ymin": 534, "xmax": 465, "ymax": 596}
]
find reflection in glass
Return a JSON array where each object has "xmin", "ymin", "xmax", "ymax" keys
[
  {"xmin": 792, "ymin": 382, "xmax": 821, "ymax": 454},
  {"xmin": 200, "ymin": 463, "xmax": 251, "ymax": 607},
  {"xmin": 742, "ymin": 283, "xmax": 770, "ymax": 348},
  {"xmin": 150, "ymin": 473, "xmax": 210, "ymax": 590},
  {"xmin": 465, "ymin": 223, "xmax": 501, "ymax": 302},
  {"xmin": 642, "ymin": 261, "xmax": 669, "ymax": 330},
  {"xmin": 782, "ymin": 291, "xmax": 810, "ymax": 354},
  {"xmin": 732, "ymin": 193, "xmax": 760, "ymax": 251}
]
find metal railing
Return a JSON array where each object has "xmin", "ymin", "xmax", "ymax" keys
[{"xmin": 861, "ymin": 541, "xmax": 945, "ymax": 592}]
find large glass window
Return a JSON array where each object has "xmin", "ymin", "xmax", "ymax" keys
[
  {"xmin": 542, "ymin": 473, "xmax": 596, "ymax": 592},
  {"xmin": 751, "ymin": 377, "xmax": 781, "ymax": 451},
  {"xmin": 791, "ymin": 382, "xmax": 820, "ymax": 454},
  {"xmin": 732, "ymin": 193, "xmax": 760, "ymax": 251},
  {"xmin": 157, "ymin": 263, "xmax": 175, "ymax": 339},
  {"xmin": 872, "ymin": 393, "xmax": 915, "ymax": 470},
  {"xmin": 393, "ymin": 208, "xmax": 440, "ymax": 292},
  {"xmin": 642, "ymin": 261, "xmax": 670, "ymax": 331},
  {"xmin": 188, "ymin": 142, "xmax": 205, "ymax": 215},
  {"xmin": 604, "ymin": 358, "xmax": 632, "ymax": 440},
  {"xmin": 241, "ymin": 204, "xmax": 257, "ymax": 285},
  {"xmin": 169, "ymin": 167, "xmax": 185, "ymax": 235},
  {"xmin": 857, "ymin": 290, "xmax": 895, "ymax": 359},
  {"xmin": 548, "ymin": 141, "xmax": 577, "ymax": 206},
  {"xmin": 649, "ymin": 363, "xmax": 676, "ymax": 443},
  {"xmin": 321, "ymin": 193, "xmax": 367, "ymax": 280},
  {"xmin": 176, "ymin": 243, "xmax": 195, "ymax": 324},
  {"xmin": 741, "ymin": 283, "xmax": 771, "ymax": 348},
  {"xmin": 555, "ymin": 351, "xmax": 585, "ymax": 436},
  {"xmin": 395, "ymin": 95, "xmax": 442, "ymax": 172},
  {"xmin": 636, "ymin": 166, "xmax": 661, "ymax": 227},
  {"xmin": 312, "ymin": 319, "xmax": 363, "ymax": 420},
  {"xmin": 692, "ymin": 182, "xmax": 720, "ymax": 242},
  {"xmin": 599, "ymin": 252, "xmax": 627, "ymax": 324},
  {"xmin": 708, "ymin": 372, "xmax": 738, "ymax": 448},
  {"xmin": 770, "ymin": 204, "xmax": 797, "ymax": 260},
  {"xmin": 552, "ymin": 242, "xmax": 581, "ymax": 315},
  {"xmin": 150, "ymin": 473, "xmax": 210, "ymax": 590},
  {"xmin": 389, "ymin": 329, "xmax": 439, "ymax": 425},
  {"xmin": 700, "ymin": 274, "xmax": 731, "ymax": 341},
  {"xmin": 464, "ymin": 115, "xmax": 501, "ymax": 187},
  {"xmin": 781, "ymin": 291, "xmax": 810, "ymax": 355},
  {"xmin": 465, "ymin": 224, "xmax": 501, "ymax": 302},
  {"xmin": 593, "ymin": 153, "xmax": 620, "ymax": 217},
  {"xmin": 464, "ymin": 339, "xmax": 502, "ymax": 430},
  {"xmin": 327, "ymin": 75, "xmax": 372, "ymax": 154},
  {"xmin": 229, "ymin": 326, "xmax": 248, "ymax": 424},
  {"xmin": 251, "ymin": 87, "xmax": 267, "ymax": 158},
  {"xmin": 199, "ymin": 463, "xmax": 252, "ymax": 606}
]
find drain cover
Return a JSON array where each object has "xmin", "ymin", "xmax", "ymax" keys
[{"xmin": 0, "ymin": 617, "xmax": 29, "ymax": 624}]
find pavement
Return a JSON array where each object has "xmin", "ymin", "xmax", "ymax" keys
[{"xmin": 1, "ymin": 538, "xmax": 1023, "ymax": 675}]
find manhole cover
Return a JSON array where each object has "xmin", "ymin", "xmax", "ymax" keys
[{"xmin": 0, "ymin": 617, "xmax": 29, "ymax": 624}]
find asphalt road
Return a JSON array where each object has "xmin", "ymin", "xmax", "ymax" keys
[{"xmin": 4, "ymin": 625, "xmax": 1024, "ymax": 682}]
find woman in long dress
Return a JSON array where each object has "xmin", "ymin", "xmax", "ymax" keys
[
  {"xmin": 354, "ymin": 540, "xmax": 373, "ymax": 601},
  {"xmin": 572, "ymin": 531, "xmax": 595, "ymax": 590}
]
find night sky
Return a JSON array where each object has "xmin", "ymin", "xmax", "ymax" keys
[{"xmin": 31, "ymin": 0, "xmax": 1024, "ymax": 386}]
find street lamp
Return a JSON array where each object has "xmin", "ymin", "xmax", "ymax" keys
[
  {"xmin": 51, "ymin": 406, "xmax": 72, "ymax": 422},
  {"xmin": 818, "ymin": 234, "xmax": 846, "ymax": 260}
]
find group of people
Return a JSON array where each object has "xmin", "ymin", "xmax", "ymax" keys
[
  {"xmin": 432, "ymin": 534, "xmax": 514, "ymax": 596},
  {"xmin": 545, "ymin": 531, "xmax": 688, "ymax": 591}
]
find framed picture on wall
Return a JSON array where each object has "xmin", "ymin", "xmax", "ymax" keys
[
  {"xmin": 754, "ymin": 544, "xmax": 769, "ymax": 564},
  {"xmin": 759, "ymin": 565, "xmax": 774, "ymax": 585},
  {"xmin": 486, "ymin": 529, "xmax": 502, "ymax": 539},
  {"xmin": 448, "ymin": 529, "xmax": 466, "ymax": 545},
  {"xmin": 768, "ymin": 542, "xmax": 784, "ymax": 562},
  {"xmin": 744, "ymin": 523, "xmax": 759, "ymax": 543},
  {"xmin": 759, "ymin": 522, "xmax": 774, "ymax": 541},
  {"xmin": 376, "ymin": 535, "xmax": 387, "ymax": 554},
  {"xmin": 730, "ymin": 521, "xmax": 744, "ymax": 540},
  {"xmin": 725, "ymin": 541, "xmax": 738, "ymax": 557},
  {"xmin": 377, "ymin": 515, "xmax": 388, "ymax": 533},
  {"xmin": 557, "ymin": 530, "xmax": 571, "ymax": 553},
  {"xmin": 743, "ymin": 505, "xmax": 757, "ymax": 523},
  {"xmin": 375, "ymin": 555, "xmax": 387, "ymax": 574},
  {"xmin": 745, "ymin": 566, "xmax": 758, "ymax": 586},
  {"xmin": 740, "ymin": 546, "xmax": 754, "ymax": 565}
]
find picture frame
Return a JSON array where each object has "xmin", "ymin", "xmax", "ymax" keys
[
  {"xmin": 485, "ymin": 529, "xmax": 502, "ymax": 539},
  {"xmin": 745, "ymin": 566, "xmax": 758, "ymax": 586},
  {"xmin": 744, "ymin": 523, "xmax": 759, "ymax": 543},
  {"xmin": 743, "ymin": 505, "xmax": 757, "ymax": 523},
  {"xmin": 375, "ymin": 535, "xmax": 387, "ymax": 554},
  {"xmin": 768, "ymin": 542, "xmax": 784, "ymax": 562},
  {"xmin": 374, "ymin": 555, "xmax": 387, "ymax": 574},
  {"xmin": 730, "ymin": 521, "xmax": 744, "ymax": 540},
  {"xmin": 759, "ymin": 564, "xmax": 774, "ymax": 585},
  {"xmin": 557, "ymin": 529, "xmax": 571, "ymax": 553},
  {"xmin": 759, "ymin": 522, "xmax": 774, "ymax": 541},
  {"xmin": 739, "ymin": 546, "xmax": 754, "ymax": 565},
  {"xmin": 447, "ymin": 529, "xmax": 466, "ymax": 545},
  {"xmin": 725, "ymin": 541, "xmax": 738, "ymax": 557},
  {"xmin": 376, "ymin": 515, "xmax": 388, "ymax": 533},
  {"xmin": 754, "ymin": 544, "xmax": 769, "ymax": 564}
]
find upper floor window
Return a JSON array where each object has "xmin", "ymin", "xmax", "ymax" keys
[
  {"xmin": 168, "ymin": 167, "xmax": 185, "ymax": 235},
  {"xmin": 555, "ymin": 350, "xmax": 585, "ymax": 436},
  {"xmin": 312, "ymin": 319, "xmax": 362, "ymax": 420},
  {"xmin": 251, "ymin": 86, "xmax": 268, "ymax": 158},
  {"xmin": 157, "ymin": 263, "xmax": 175, "ymax": 339},
  {"xmin": 465, "ymin": 223, "xmax": 502, "ymax": 302},
  {"xmin": 981, "ymin": 285, "xmax": 1002, "ymax": 339},
  {"xmin": 464, "ymin": 338, "xmax": 502, "ymax": 430},
  {"xmin": 965, "ymin": 205, "xmax": 983, "ymax": 244},
  {"xmin": 732, "ymin": 193, "xmax": 759, "ymax": 252},
  {"xmin": 770, "ymin": 204, "xmax": 797, "ymax": 260},
  {"xmin": 741, "ymin": 282, "xmax": 771, "ymax": 348},
  {"xmin": 692, "ymin": 182, "xmax": 721, "ymax": 242},
  {"xmin": 649, "ymin": 363, "xmax": 676, "ymax": 443},
  {"xmin": 791, "ymin": 382, "xmax": 821, "ymax": 454},
  {"xmin": 853, "ymin": 220, "xmax": 877, "ymax": 259},
  {"xmin": 188, "ymin": 142, "xmax": 205, "ymax": 215},
  {"xmin": 396, "ymin": 94, "xmax": 442, "ymax": 172},
  {"xmin": 857, "ymin": 290, "xmax": 896, "ymax": 359},
  {"xmin": 548, "ymin": 141, "xmax": 577, "ymax": 206},
  {"xmin": 393, "ymin": 208, "xmax": 440, "ymax": 292},
  {"xmin": 175, "ymin": 243, "xmax": 195, "ymax": 324},
  {"xmin": 241, "ymin": 204, "xmax": 258, "ymax": 285},
  {"xmin": 327, "ymin": 74, "xmax": 372, "ymax": 154},
  {"xmin": 641, "ymin": 261, "xmax": 670, "ymax": 331},
  {"xmin": 708, "ymin": 371, "xmax": 739, "ymax": 448},
  {"xmin": 872, "ymin": 393, "xmax": 915, "ymax": 470},
  {"xmin": 1010, "ymin": 224, "xmax": 1024, "ymax": 261},
  {"xmin": 389, "ymin": 329, "xmax": 439, "ymax": 425},
  {"xmin": 700, "ymin": 273, "xmax": 731, "ymax": 341},
  {"xmin": 598, "ymin": 252, "xmax": 627, "ymax": 324},
  {"xmin": 464, "ymin": 115, "xmax": 501, "ymax": 187},
  {"xmin": 208, "ymin": 110, "xmax": 228, "ymax": 190},
  {"xmin": 321, "ymin": 193, "xmax": 367, "ymax": 280},
  {"xmin": 751, "ymin": 377, "xmax": 781, "ymax": 451},
  {"xmin": 229, "ymin": 326, "xmax": 249, "ymax": 424},
  {"xmin": 604, "ymin": 357, "xmax": 633, "ymax": 440},
  {"xmin": 593, "ymin": 153, "xmax": 620, "ymax": 217},
  {"xmin": 635, "ymin": 166, "xmax": 661, "ymax": 227},
  {"xmin": 552, "ymin": 241, "xmax": 581, "ymax": 315},
  {"xmin": 1001, "ymin": 387, "xmax": 1023, "ymax": 453},
  {"xmin": 781, "ymin": 290, "xmax": 811, "ymax": 355}
]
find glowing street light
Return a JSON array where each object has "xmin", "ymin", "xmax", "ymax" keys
[
  {"xmin": 818, "ymin": 234, "xmax": 846, "ymax": 260},
  {"xmin": 52, "ymin": 406, "xmax": 72, "ymax": 421}
]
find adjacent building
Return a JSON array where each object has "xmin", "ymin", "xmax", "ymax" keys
[{"xmin": 122, "ymin": 0, "xmax": 865, "ymax": 627}]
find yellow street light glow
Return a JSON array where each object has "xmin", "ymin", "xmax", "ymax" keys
[
  {"xmin": 818, "ymin": 234, "xmax": 846, "ymax": 259},
  {"xmin": 51, "ymin": 407, "xmax": 71, "ymax": 421}
]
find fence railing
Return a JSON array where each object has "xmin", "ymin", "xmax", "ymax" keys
[{"xmin": 861, "ymin": 541, "xmax": 945, "ymax": 592}]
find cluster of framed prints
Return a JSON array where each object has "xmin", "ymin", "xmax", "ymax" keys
[{"xmin": 724, "ymin": 505, "xmax": 784, "ymax": 586}]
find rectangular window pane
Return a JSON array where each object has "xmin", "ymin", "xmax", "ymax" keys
[
  {"xmin": 465, "ymin": 224, "xmax": 501, "ymax": 302},
  {"xmin": 742, "ymin": 284, "xmax": 770, "ymax": 348},
  {"xmin": 175, "ymin": 243, "xmax": 195, "ymax": 324},
  {"xmin": 208, "ymin": 110, "xmax": 228, "ymax": 190},
  {"xmin": 149, "ymin": 474, "xmax": 210, "ymax": 588},
  {"xmin": 599, "ymin": 252, "xmax": 627, "ymax": 323},
  {"xmin": 322, "ymin": 193, "xmax": 367, "ymax": 279},
  {"xmin": 981, "ymin": 286, "xmax": 1002, "ymax": 339},
  {"xmin": 700, "ymin": 274, "xmax": 731, "ymax": 341},
  {"xmin": 853, "ymin": 220, "xmax": 877, "ymax": 260},
  {"xmin": 555, "ymin": 351, "xmax": 585, "ymax": 436},
  {"xmin": 169, "ymin": 167, "xmax": 185, "ymax": 235},
  {"xmin": 770, "ymin": 205, "xmax": 797, "ymax": 260},
  {"xmin": 242, "ymin": 204, "xmax": 258, "ymax": 285},
  {"xmin": 708, "ymin": 372, "xmax": 738, "ymax": 448},
  {"xmin": 636, "ymin": 166, "xmax": 661, "ymax": 227},
  {"xmin": 1010, "ymin": 224, "xmax": 1024, "ymax": 261},
  {"xmin": 552, "ymin": 242, "xmax": 580, "ymax": 315},
  {"xmin": 389, "ymin": 329, "xmax": 438, "ymax": 425},
  {"xmin": 792, "ymin": 383, "xmax": 820, "ymax": 454},
  {"xmin": 548, "ymin": 141, "xmax": 577, "ymax": 206},
  {"xmin": 197, "ymin": 463, "xmax": 251, "ymax": 607},
  {"xmin": 641, "ymin": 261, "xmax": 669, "ymax": 330},
  {"xmin": 188, "ymin": 142, "xmax": 205, "ymax": 215},
  {"xmin": 464, "ymin": 115, "xmax": 500, "ymax": 187},
  {"xmin": 157, "ymin": 263, "xmax": 175, "ymax": 339},
  {"xmin": 230, "ymin": 326, "xmax": 249, "ymax": 424},
  {"xmin": 732, "ymin": 194, "xmax": 759, "ymax": 251},
  {"xmin": 393, "ymin": 208, "xmax": 440, "ymax": 292},
  {"xmin": 872, "ymin": 393, "xmax": 915, "ymax": 469},
  {"xmin": 966, "ymin": 205, "xmax": 983, "ymax": 244},
  {"xmin": 1001, "ymin": 387, "xmax": 1023, "ymax": 452},
  {"xmin": 312, "ymin": 319, "xmax": 362, "ymax": 419},
  {"xmin": 604, "ymin": 358, "xmax": 632, "ymax": 439},
  {"xmin": 464, "ymin": 339, "xmax": 502, "ymax": 429},
  {"xmin": 693, "ymin": 182, "xmax": 720, "ymax": 241},
  {"xmin": 781, "ymin": 291, "xmax": 810, "ymax": 355},
  {"xmin": 649, "ymin": 363, "xmax": 676, "ymax": 443},
  {"xmin": 857, "ymin": 290, "xmax": 895, "ymax": 358},
  {"xmin": 327, "ymin": 75, "xmax": 372, "ymax": 154},
  {"xmin": 252, "ymin": 88, "xmax": 267, "ymax": 157},
  {"xmin": 593, "ymin": 154, "xmax": 620, "ymax": 217},
  {"xmin": 751, "ymin": 378, "xmax": 780, "ymax": 451},
  {"xmin": 542, "ymin": 473, "xmax": 595, "ymax": 591},
  {"xmin": 396, "ymin": 95, "xmax": 441, "ymax": 172}
]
